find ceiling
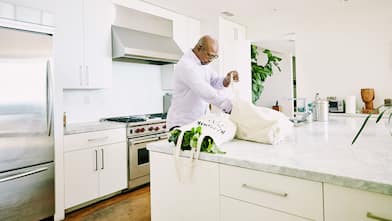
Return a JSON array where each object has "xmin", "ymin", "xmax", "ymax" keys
[{"xmin": 141, "ymin": 0, "xmax": 392, "ymax": 40}]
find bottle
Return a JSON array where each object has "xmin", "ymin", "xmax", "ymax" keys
[
  {"xmin": 63, "ymin": 112, "xmax": 67, "ymax": 127},
  {"xmin": 312, "ymin": 93, "xmax": 320, "ymax": 121},
  {"xmin": 313, "ymin": 93, "xmax": 329, "ymax": 122},
  {"xmin": 306, "ymin": 103, "xmax": 313, "ymax": 122}
]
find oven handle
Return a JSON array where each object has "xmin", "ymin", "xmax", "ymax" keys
[{"xmin": 130, "ymin": 137, "xmax": 159, "ymax": 145}]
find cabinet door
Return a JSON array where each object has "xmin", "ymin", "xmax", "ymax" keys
[
  {"xmin": 324, "ymin": 184, "xmax": 392, "ymax": 221},
  {"xmin": 150, "ymin": 151, "xmax": 220, "ymax": 221},
  {"xmin": 221, "ymin": 196, "xmax": 309, "ymax": 221},
  {"xmin": 64, "ymin": 148, "xmax": 99, "ymax": 208},
  {"xmin": 98, "ymin": 142, "xmax": 127, "ymax": 196},
  {"xmin": 54, "ymin": 0, "xmax": 85, "ymax": 89},
  {"xmin": 83, "ymin": 0, "xmax": 113, "ymax": 89}
]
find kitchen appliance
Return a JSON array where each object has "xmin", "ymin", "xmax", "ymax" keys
[
  {"xmin": 0, "ymin": 26, "xmax": 54, "ymax": 220},
  {"xmin": 328, "ymin": 99, "xmax": 345, "ymax": 113},
  {"xmin": 345, "ymin": 96, "xmax": 356, "ymax": 114},
  {"xmin": 104, "ymin": 113, "xmax": 167, "ymax": 189},
  {"xmin": 111, "ymin": 5, "xmax": 183, "ymax": 65},
  {"xmin": 313, "ymin": 93, "xmax": 329, "ymax": 122}
]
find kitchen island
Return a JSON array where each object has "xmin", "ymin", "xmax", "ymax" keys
[{"xmin": 148, "ymin": 117, "xmax": 392, "ymax": 221}]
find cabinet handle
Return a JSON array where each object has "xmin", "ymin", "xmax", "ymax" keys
[
  {"xmin": 367, "ymin": 212, "xmax": 392, "ymax": 221},
  {"xmin": 242, "ymin": 184, "xmax": 288, "ymax": 198},
  {"xmin": 101, "ymin": 149, "xmax": 104, "ymax": 170},
  {"xmin": 79, "ymin": 65, "xmax": 83, "ymax": 86},
  {"xmin": 88, "ymin": 136, "xmax": 109, "ymax": 142},
  {"xmin": 94, "ymin": 150, "xmax": 98, "ymax": 171},
  {"xmin": 0, "ymin": 167, "xmax": 48, "ymax": 183},
  {"xmin": 85, "ymin": 65, "xmax": 89, "ymax": 86}
]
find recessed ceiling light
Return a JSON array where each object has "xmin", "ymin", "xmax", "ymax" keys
[{"xmin": 221, "ymin": 11, "xmax": 234, "ymax": 17}]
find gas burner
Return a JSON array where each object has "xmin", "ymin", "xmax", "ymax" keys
[
  {"xmin": 147, "ymin": 113, "xmax": 167, "ymax": 120},
  {"xmin": 105, "ymin": 116, "xmax": 146, "ymax": 123}
]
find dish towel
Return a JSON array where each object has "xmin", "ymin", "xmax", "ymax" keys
[{"xmin": 229, "ymin": 84, "xmax": 293, "ymax": 144}]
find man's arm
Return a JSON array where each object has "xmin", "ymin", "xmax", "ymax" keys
[
  {"xmin": 182, "ymin": 66, "xmax": 232, "ymax": 113},
  {"xmin": 210, "ymin": 70, "xmax": 240, "ymax": 88}
]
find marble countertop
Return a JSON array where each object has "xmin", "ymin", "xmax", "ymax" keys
[
  {"xmin": 148, "ymin": 117, "xmax": 392, "ymax": 196},
  {"xmin": 64, "ymin": 121, "xmax": 126, "ymax": 135}
]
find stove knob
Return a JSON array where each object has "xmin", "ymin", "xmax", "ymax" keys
[
  {"xmin": 155, "ymin": 126, "xmax": 159, "ymax": 131},
  {"xmin": 135, "ymin": 128, "xmax": 140, "ymax": 133},
  {"xmin": 162, "ymin": 124, "xmax": 166, "ymax": 129},
  {"xmin": 140, "ymin": 128, "xmax": 145, "ymax": 132},
  {"xmin": 148, "ymin": 127, "xmax": 154, "ymax": 131}
]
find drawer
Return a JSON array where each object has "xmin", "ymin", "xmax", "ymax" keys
[
  {"xmin": 324, "ymin": 184, "xmax": 392, "ymax": 221},
  {"xmin": 220, "ymin": 164, "xmax": 323, "ymax": 221},
  {"xmin": 220, "ymin": 196, "xmax": 309, "ymax": 221},
  {"xmin": 64, "ymin": 128, "xmax": 126, "ymax": 152}
]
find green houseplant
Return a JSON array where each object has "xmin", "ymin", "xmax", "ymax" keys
[
  {"xmin": 251, "ymin": 44, "xmax": 282, "ymax": 104},
  {"xmin": 352, "ymin": 105, "xmax": 392, "ymax": 144}
]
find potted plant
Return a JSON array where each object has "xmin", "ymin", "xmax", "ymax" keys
[
  {"xmin": 251, "ymin": 44, "xmax": 282, "ymax": 104},
  {"xmin": 351, "ymin": 105, "xmax": 392, "ymax": 144}
]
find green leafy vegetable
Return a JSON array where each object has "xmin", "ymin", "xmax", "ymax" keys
[{"xmin": 168, "ymin": 126, "xmax": 225, "ymax": 154}]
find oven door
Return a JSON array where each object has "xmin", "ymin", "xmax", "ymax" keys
[{"xmin": 129, "ymin": 135, "xmax": 159, "ymax": 180}]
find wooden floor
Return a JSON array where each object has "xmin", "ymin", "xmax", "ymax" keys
[{"xmin": 64, "ymin": 185, "xmax": 151, "ymax": 221}]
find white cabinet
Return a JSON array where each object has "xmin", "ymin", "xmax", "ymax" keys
[
  {"xmin": 161, "ymin": 16, "xmax": 200, "ymax": 90},
  {"xmin": 173, "ymin": 16, "xmax": 200, "ymax": 53},
  {"xmin": 55, "ymin": 0, "xmax": 112, "ymax": 89},
  {"xmin": 150, "ymin": 151, "xmax": 220, "ymax": 221},
  {"xmin": 64, "ymin": 148, "xmax": 99, "ymax": 208},
  {"xmin": 221, "ymin": 196, "xmax": 309, "ymax": 221},
  {"xmin": 324, "ymin": 183, "xmax": 392, "ymax": 221},
  {"xmin": 64, "ymin": 128, "xmax": 127, "ymax": 209},
  {"xmin": 99, "ymin": 142, "xmax": 128, "ymax": 196},
  {"xmin": 149, "ymin": 151, "xmax": 323, "ymax": 221},
  {"xmin": 220, "ymin": 164, "xmax": 324, "ymax": 221}
]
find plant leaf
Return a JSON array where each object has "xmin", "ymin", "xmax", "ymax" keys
[
  {"xmin": 376, "ymin": 109, "xmax": 387, "ymax": 123},
  {"xmin": 352, "ymin": 114, "xmax": 372, "ymax": 145},
  {"xmin": 389, "ymin": 110, "xmax": 392, "ymax": 124}
]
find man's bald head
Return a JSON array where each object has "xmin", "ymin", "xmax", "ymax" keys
[{"xmin": 192, "ymin": 35, "xmax": 219, "ymax": 65}]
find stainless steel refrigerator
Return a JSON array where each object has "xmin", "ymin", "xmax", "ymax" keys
[{"xmin": 0, "ymin": 27, "xmax": 54, "ymax": 220}]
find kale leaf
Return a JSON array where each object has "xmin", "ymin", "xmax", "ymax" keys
[{"xmin": 168, "ymin": 126, "xmax": 225, "ymax": 154}]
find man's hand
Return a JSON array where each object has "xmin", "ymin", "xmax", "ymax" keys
[{"xmin": 223, "ymin": 70, "xmax": 239, "ymax": 87}]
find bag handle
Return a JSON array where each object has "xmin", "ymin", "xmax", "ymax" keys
[{"xmin": 173, "ymin": 130, "xmax": 206, "ymax": 181}]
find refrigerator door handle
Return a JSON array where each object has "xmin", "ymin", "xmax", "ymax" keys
[
  {"xmin": 0, "ymin": 167, "xmax": 48, "ymax": 183},
  {"xmin": 46, "ymin": 60, "xmax": 54, "ymax": 136}
]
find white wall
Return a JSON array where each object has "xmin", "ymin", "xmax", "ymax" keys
[
  {"xmin": 218, "ymin": 17, "xmax": 251, "ymax": 102},
  {"xmin": 63, "ymin": 62, "xmax": 163, "ymax": 123},
  {"xmin": 248, "ymin": 2, "xmax": 392, "ymax": 110},
  {"xmin": 296, "ymin": 27, "xmax": 392, "ymax": 109},
  {"xmin": 256, "ymin": 49, "xmax": 294, "ymax": 117}
]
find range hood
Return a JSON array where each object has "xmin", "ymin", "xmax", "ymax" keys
[{"xmin": 112, "ymin": 25, "xmax": 183, "ymax": 65}]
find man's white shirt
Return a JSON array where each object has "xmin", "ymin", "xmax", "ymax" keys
[{"xmin": 166, "ymin": 49, "xmax": 232, "ymax": 129}]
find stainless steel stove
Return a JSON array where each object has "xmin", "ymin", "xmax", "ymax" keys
[{"xmin": 104, "ymin": 113, "xmax": 168, "ymax": 189}]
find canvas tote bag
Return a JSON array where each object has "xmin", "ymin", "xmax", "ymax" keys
[
  {"xmin": 173, "ymin": 114, "xmax": 236, "ymax": 182},
  {"xmin": 229, "ymin": 83, "xmax": 292, "ymax": 144}
]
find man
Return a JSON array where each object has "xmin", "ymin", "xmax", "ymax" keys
[{"xmin": 166, "ymin": 35, "xmax": 239, "ymax": 131}]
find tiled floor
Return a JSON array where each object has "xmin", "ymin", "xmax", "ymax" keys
[{"xmin": 64, "ymin": 185, "xmax": 150, "ymax": 221}]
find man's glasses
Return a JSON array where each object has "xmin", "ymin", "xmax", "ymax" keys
[
  {"xmin": 206, "ymin": 52, "xmax": 219, "ymax": 60},
  {"xmin": 201, "ymin": 47, "xmax": 219, "ymax": 60}
]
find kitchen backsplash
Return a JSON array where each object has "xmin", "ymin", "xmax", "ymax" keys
[{"xmin": 63, "ymin": 61, "xmax": 164, "ymax": 123}]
